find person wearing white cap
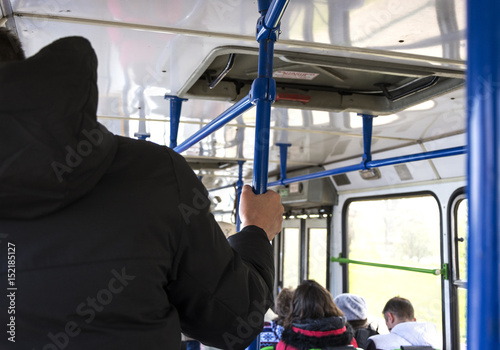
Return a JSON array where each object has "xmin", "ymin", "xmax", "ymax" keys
[{"xmin": 334, "ymin": 293, "xmax": 379, "ymax": 349}]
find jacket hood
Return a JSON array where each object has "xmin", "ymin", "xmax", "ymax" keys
[
  {"xmin": 0, "ymin": 36, "xmax": 118, "ymax": 219},
  {"xmin": 281, "ymin": 316, "xmax": 354, "ymax": 349},
  {"xmin": 292, "ymin": 316, "xmax": 347, "ymax": 331},
  {"xmin": 391, "ymin": 321, "xmax": 442, "ymax": 348}
]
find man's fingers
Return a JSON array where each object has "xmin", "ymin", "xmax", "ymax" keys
[{"xmin": 242, "ymin": 184, "xmax": 253, "ymax": 193}]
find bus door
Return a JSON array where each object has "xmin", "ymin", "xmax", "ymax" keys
[{"xmin": 277, "ymin": 211, "xmax": 331, "ymax": 291}]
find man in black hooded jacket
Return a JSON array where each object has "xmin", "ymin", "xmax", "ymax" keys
[{"xmin": 0, "ymin": 29, "xmax": 284, "ymax": 350}]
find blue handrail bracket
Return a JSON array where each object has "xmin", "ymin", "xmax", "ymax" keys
[
  {"xmin": 164, "ymin": 95, "xmax": 187, "ymax": 149},
  {"xmin": 360, "ymin": 114, "xmax": 375, "ymax": 165}
]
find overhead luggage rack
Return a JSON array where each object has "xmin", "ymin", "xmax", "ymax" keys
[{"xmin": 177, "ymin": 46, "xmax": 465, "ymax": 115}]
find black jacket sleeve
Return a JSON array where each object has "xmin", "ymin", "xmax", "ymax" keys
[
  {"xmin": 166, "ymin": 149, "xmax": 274, "ymax": 350},
  {"xmin": 365, "ymin": 338, "xmax": 377, "ymax": 350}
]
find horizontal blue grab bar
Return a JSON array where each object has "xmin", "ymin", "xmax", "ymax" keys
[
  {"xmin": 268, "ymin": 163, "xmax": 365, "ymax": 187},
  {"xmin": 174, "ymin": 95, "xmax": 254, "ymax": 153},
  {"xmin": 268, "ymin": 145, "xmax": 466, "ymax": 187},
  {"xmin": 367, "ymin": 145, "xmax": 465, "ymax": 167}
]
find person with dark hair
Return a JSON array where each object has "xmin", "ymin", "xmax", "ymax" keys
[
  {"xmin": 0, "ymin": 34, "xmax": 284, "ymax": 350},
  {"xmin": 276, "ymin": 280, "xmax": 358, "ymax": 350},
  {"xmin": 274, "ymin": 287, "xmax": 294, "ymax": 328},
  {"xmin": 334, "ymin": 293, "xmax": 379, "ymax": 349},
  {"xmin": 260, "ymin": 287, "xmax": 294, "ymax": 348},
  {"xmin": 0, "ymin": 27, "xmax": 26, "ymax": 62},
  {"xmin": 365, "ymin": 297, "xmax": 441, "ymax": 350}
]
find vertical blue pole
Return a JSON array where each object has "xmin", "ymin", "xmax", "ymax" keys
[
  {"xmin": 257, "ymin": 0, "xmax": 272, "ymax": 13},
  {"xmin": 247, "ymin": 338, "xmax": 260, "ymax": 350},
  {"xmin": 165, "ymin": 95, "xmax": 187, "ymax": 148},
  {"xmin": 251, "ymin": 0, "xmax": 290, "ymax": 195},
  {"xmin": 466, "ymin": 0, "xmax": 500, "ymax": 348},
  {"xmin": 247, "ymin": 2, "xmax": 288, "ymax": 349},
  {"xmin": 360, "ymin": 114, "xmax": 374, "ymax": 163},
  {"xmin": 236, "ymin": 160, "xmax": 245, "ymax": 231},
  {"xmin": 252, "ymin": 38, "xmax": 276, "ymax": 195},
  {"xmin": 185, "ymin": 340, "xmax": 201, "ymax": 350}
]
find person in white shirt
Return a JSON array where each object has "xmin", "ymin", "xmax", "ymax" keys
[{"xmin": 366, "ymin": 296, "xmax": 441, "ymax": 350}]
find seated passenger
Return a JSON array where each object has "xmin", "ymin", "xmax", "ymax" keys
[
  {"xmin": 366, "ymin": 297, "xmax": 441, "ymax": 350},
  {"xmin": 260, "ymin": 287, "xmax": 294, "ymax": 348},
  {"xmin": 334, "ymin": 293, "xmax": 379, "ymax": 349},
  {"xmin": 277, "ymin": 280, "xmax": 357, "ymax": 350}
]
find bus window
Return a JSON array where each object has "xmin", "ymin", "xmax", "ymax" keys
[
  {"xmin": 307, "ymin": 227, "xmax": 328, "ymax": 288},
  {"xmin": 282, "ymin": 226, "xmax": 300, "ymax": 289},
  {"xmin": 455, "ymin": 198, "xmax": 468, "ymax": 349},
  {"xmin": 346, "ymin": 195, "xmax": 442, "ymax": 334},
  {"xmin": 280, "ymin": 215, "xmax": 330, "ymax": 290}
]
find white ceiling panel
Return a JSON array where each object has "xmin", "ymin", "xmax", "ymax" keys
[{"xmin": 5, "ymin": 0, "xmax": 468, "ymax": 189}]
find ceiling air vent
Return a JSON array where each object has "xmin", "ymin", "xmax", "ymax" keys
[
  {"xmin": 332, "ymin": 173, "xmax": 351, "ymax": 186},
  {"xmin": 394, "ymin": 164, "xmax": 414, "ymax": 181},
  {"xmin": 178, "ymin": 46, "xmax": 465, "ymax": 115}
]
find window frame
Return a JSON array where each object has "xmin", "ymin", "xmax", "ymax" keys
[
  {"xmin": 277, "ymin": 211, "xmax": 332, "ymax": 292},
  {"xmin": 447, "ymin": 187, "xmax": 467, "ymax": 350},
  {"xmin": 341, "ymin": 190, "xmax": 443, "ymax": 291}
]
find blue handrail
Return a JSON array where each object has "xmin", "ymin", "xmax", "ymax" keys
[
  {"xmin": 174, "ymin": 95, "xmax": 253, "ymax": 153},
  {"xmin": 236, "ymin": 160, "xmax": 245, "ymax": 231},
  {"xmin": 268, "ymin": 146, "xmax": 466, "ymax": 187},
  {"xmin": 251, "ymin": 0, "xmax": 281, "ymax": 195},
  {"xmin": 257, "ymin": 0, "xmax": 291, "ymax": 40},
  {"xmin": 466, "ymin": 0, "xmax": 500, "ymax": 348},
  {"xmin": 248, "ymin": 1, "xmax": 286, "ymax": 350},
  {"xmin": 264, "ymin": 0, "xmax": 291, "ymax": 29},
  {"xmin": 367, "ymin": 146, "xmax": 465, "ymax": 167}
]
